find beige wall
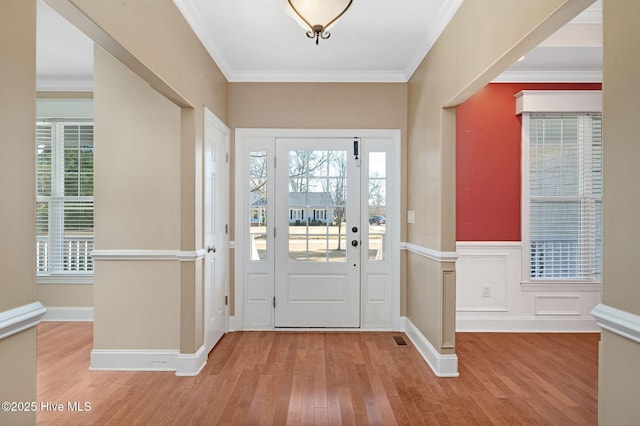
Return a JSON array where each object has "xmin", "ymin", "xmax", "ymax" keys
[
  {"xmin": 92, "ymin": 46, "xmax": 181, "ymax": 350},
  {"xmin": 229, "ymin": 82, "xmax": 408, "ymax": 314},
  {"xmin": 46, "ymin": 0, "xmax": 229, "ymax": 355},
  {"xmin": 229, "ymin": 82, "xmax": 407, "ymax": 237},
  {"xmin": 405, "ymin": 0, "xmax": 594, "ymax": 353},
  {"xmin": 0, "ymin": 1, "xmax": 37, "ymax": 424},
  {"xmin": 599, "ymin": 1, "xmax": 640, "ymax": 423},
  {"xmin": 38, "ymin": 284, "xmax": 93, "ymax": 307}
]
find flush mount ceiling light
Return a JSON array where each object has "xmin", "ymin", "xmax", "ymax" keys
[{"xmin": 282, "ymin": 0, "xmax": 354, "ymax": 45}]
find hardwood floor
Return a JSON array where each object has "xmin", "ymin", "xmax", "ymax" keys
[{"xmin": 36, "ymin": 322, "xmax": 598, "ymax": 425}]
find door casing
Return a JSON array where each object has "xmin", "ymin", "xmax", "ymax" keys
[{"xmin": 233, "ymin": 128, "xmax": 401, "ymax": 331}]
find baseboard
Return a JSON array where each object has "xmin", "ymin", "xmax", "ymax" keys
[
  {"xmin": 42, "ymin": 307, "xmax": 93, "ymax": 322},
  {"xmin": 90, "ymin": 349, "xmax": 179, "ymax": 372},
  {"xmin": 228, "ymin": 315, "xmax": 242, "ymax": 332},
  {"xmin": 176, "ymin": 345, "xmax": 207, "ymax": 376},
  {"xmin": 456, "ymin": 316, "xmax": 600, "ymax": 332},
  {"xmin": 401, "ymin": 316, "xmax": 459, "ymax": 377}
]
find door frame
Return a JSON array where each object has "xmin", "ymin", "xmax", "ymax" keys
[
  {"xmin": 233, "ymin": 128, "xmax": 401, "ymax": 331},
  {"xmin": 203, "ymin": 107, "xmax": 230, "ymax": 353}
]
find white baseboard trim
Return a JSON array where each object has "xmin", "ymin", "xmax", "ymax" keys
[
  {"xmin": 401, "ymin": 316, "xmax": 459, "ymax": 377},
  {"xmin": 456, "ymin": 316, "xmax": 600, "ymax": 332},
  {"xmin": 591, "ymin": 303, "xmax": 640, "ymax": 344},
  {"xmin": 176, "ymin": 345, "xmax": 207, "ymax": 376},
  {"xmin": 228, "ymin": 315, "xmax": 242, "ymax": 332},
  {"xmin": 90, "ymin": 349, "xmax": 179, "ymax": 372},
  {"xmin": 0, "ymin": 301, "xmax": 47, "ymax": 340},
  {"xmin": 42, "ymin": 307, "xmax": 93, "ymax": 322}
]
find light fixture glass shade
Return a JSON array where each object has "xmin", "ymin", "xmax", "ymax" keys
[{"xmin": 282, "ymin": 0, "xmax": 353, "ymax": 44}]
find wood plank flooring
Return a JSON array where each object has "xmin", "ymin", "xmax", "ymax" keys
[{"xmin": 36, "ymin": 322, "xmax": 598, "ymax": 425}]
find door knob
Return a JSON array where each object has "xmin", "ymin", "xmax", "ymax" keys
[
  {"xmin": 207, "ymin": 246, "xmax": 216, "ymax": 253},
  {"xmin": 351, "ymin": 240, "xmax": 359, "ymax": 247}
]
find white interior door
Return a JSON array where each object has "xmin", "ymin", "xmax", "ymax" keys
[
  {"xmin": 204, "ymin": 108, "xmax": 229, "ymax": 352},
  {"xmin": 274, "ymin": 138, "xmax": 361, "ymax": 327}
]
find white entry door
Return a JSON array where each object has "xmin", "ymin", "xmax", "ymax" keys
[
  {"xmin": 204, "ymin": 108, "xmax": 229, "ymax": 352},
  {"xmin": 274, "ymin": 138, "xmax": 361, "ymax": 327}
]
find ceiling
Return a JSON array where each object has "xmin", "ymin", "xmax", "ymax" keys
[{"xmin": 36, "ymin": 0, "xmax": 602, "ymax": 90}]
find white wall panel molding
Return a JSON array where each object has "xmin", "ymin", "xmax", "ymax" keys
[
  {"xmin": 402, "ymin": 316, "xmax": 459, "ymax": 378},
  {"xmin": 176, "ymin": 345, "xmax": 207, "ymax": 376},
  {"xmin": 455, "ymin": 241, "xmax": 601, "ymax": 332},
  {"xmin": 592, "ymin": 303, "xmax": 640, "ymax": 344},
  {"xmin": 0, "ymin": 302, "xmax": 47, "ymax": 340},
  {"xmin": 91, "ymin": 249, "xmax": 205, "ymax": 261},
  {"xmin": 456, "ymin": 242, "xmax": 519, "ymax": 313},
  {"xmin": 535, "ymin": 295, "xmax": 581, "ymax": 316},
  {"xmin": 42, "ymin": 307, "xmax": 93, "ymax": 322},
  {"xmin": 401, "ymin": 242, "xmax": 458, "ymax": 262}
]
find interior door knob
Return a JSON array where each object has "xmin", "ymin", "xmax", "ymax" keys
[{"xmin": 207, "ymin": 246, "xmax": 216, "ymax": 253}]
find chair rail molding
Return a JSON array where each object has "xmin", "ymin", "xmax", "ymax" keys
[
  {"xmin": 91, "ymin": 249, "xmax": 206, "ymax": 261},
  {"xmin": 592, "ymin": 303, "xmax": 640, "ymax": 344},
  {"xmin": 401, "ymin": 242, "xmax": 458, "ymax": 262},
  {"xmin": 0, "ymin": 301, "xmax": 47, "ymax": 340}
]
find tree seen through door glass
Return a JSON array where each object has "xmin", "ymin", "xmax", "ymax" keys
[
  {"xmin": 249, "ymin": 151, "xmax": 268, "ymax": 261},
  {"xmin": 288, "ymin": 149, "xmax": 347, "ymax": 262}
]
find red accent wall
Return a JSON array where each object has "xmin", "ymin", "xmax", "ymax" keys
[{"xmin": 456, "ymin": 82, "xmax": 602, "ymax": 241}]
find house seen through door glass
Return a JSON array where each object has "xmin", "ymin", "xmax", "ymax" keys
[{"xmin": 287, "ymin": 150, "xmax": 348, "ymax": 262}]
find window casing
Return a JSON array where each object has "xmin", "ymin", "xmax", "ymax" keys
[
  {"xmin": 36, "ymin": 121, "xmax": 94, "ymax": 275},
  {"xmin": 518, "ymin": 90, "xmax": 602, "ymax": 287}
]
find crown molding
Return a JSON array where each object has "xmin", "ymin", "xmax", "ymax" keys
[
  {"xmin": 493, "ymin": 70, "xmax": 602, "ymax": 83},
  {"xmin": 403, "ymin": 0, "xmax": 464, "ymax": 80},
  {"xmin": 228, "ymin": 69, "xmax": 407, "ymax": 83},
  {"xmin": 172, "ymin": 0, "xmax": 233, "ymax": 81}
]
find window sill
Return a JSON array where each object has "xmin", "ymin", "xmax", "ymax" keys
[
  {"xmin": 37, "ymin": 274, "xmax": 93, "ymax": 285},
  {"xmin": 521, "ymin": 281, "xmax": 601, "ymax": 292}
]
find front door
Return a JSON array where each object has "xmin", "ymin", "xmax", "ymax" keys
[{"xmin": 274, "ymin": 138, "xmax": 361, "ymax": 327}]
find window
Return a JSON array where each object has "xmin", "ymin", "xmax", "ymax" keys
[
  {"xmin": 528, "ymin": 114, "xmax": 602, "ymax": 280},
  {"xmin": 36, "ymin": 121, "xmax": 94, "ymax": 274},
  {"xmin": 518, "ymin": 90, "xmax": 602, "ymax": 285}
]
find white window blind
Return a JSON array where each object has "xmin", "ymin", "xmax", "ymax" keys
[
  {"xmin": 36, "ymin": 121, "xmax": 94, "ymax": 274},
  {"xmin": 528, "ymin": 113, "xmax": 602, "ymax": 280}
]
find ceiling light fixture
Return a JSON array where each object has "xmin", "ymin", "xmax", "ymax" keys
[{"xmin": 282, "ymin": 0, "xmax": 353, "ymax": 45}]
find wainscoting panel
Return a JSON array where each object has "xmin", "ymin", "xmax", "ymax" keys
[
  {"xmin": 535, "ymin": 295, "xmax": 581, "ymax": 316},
  {"xmin": 456, "ymin": 252, "xmax": 508, "ymax": 312},
  {"xmin": 456, "ymin": 242, "xmax": 600, "ymax": 332}
]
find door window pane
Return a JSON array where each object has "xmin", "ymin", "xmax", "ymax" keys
[
  {"xmin": 368, "ymin": 152, "xmax": 386, "ymax": 261},
  {"xmin": 288, "ymin": 149, "xmax": 348, "ymax": 262},
  {"xmin": 249, "ymin": 151, "xmax": 267, "ymax": 261}
]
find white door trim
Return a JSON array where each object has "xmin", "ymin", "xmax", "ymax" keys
[{"xmin": 235, "ymin": 128, "xmax": 401, "ymax": 331}]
